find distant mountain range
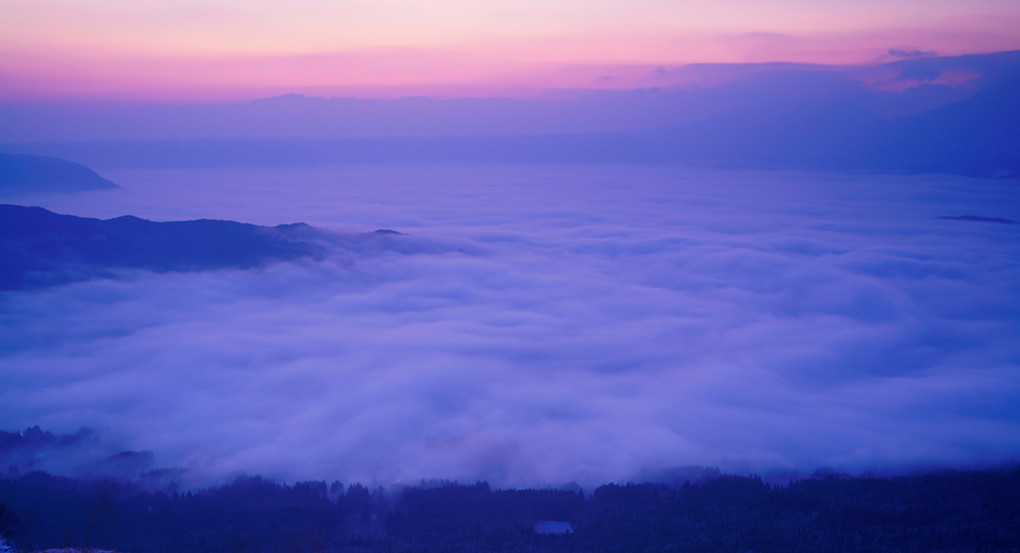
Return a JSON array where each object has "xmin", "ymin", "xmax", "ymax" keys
[
  {"xmin": 1, "ymin": 50, "xmax": 1018, "ymax": 177},
  {"xmin": 0, "ymin": 153, "xmax": 118, "ymax": 193},
  {"xmin": 0, "ymin": 205, "xmax": 328, "ymax": 290},
  {"xmin": 644, "ymin": 50, "xmax": 1020, "ymax": 176}
]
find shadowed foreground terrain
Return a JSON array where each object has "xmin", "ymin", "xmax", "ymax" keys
[{"xmin": 0, "ymin": 465, "xmax": 1017, "ymax": 553}]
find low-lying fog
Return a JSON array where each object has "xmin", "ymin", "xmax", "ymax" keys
[{"xmin": 1, "ymin": 164, "xmax": 1018, "ymax": 488}]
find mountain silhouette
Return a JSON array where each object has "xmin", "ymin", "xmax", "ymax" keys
[
  {"xmin": 0, "ymin": 205, "xmax": 328, "ymax": 290},
  {"xmin": 2, "ymin": 51, "xmax": 1018, "ymax": 177},
  {"xmin": 639, "ymin": 51, "xmax": 1020, "ymax": 177},
  {"xmin": 0, "ymin": 153, "xmax": 118, "ymax": 193}
]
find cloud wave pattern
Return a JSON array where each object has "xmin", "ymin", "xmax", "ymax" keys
[{"xmin": 0, "ymin": 164, "xmax": 1018, "ymax": 487}]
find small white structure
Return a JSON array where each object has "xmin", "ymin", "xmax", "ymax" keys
[{"xmin": 533, "ymin": 520, "xmax": 573, "ymax": 535}]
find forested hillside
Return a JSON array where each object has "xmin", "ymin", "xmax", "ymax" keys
[{"xmin": 1, "ymin": 466, "xmax": 1017, "ymax": 553}]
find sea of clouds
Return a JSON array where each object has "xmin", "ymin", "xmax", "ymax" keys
[{"xmin": 1, "ymin": 164, "xmax": 1018, "ymax": 488}]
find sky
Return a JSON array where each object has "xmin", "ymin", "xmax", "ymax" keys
[
  {"xmin": 2, "ymin": 0, "xmax": 1020, "ymax": 100},
  {"xmin": 1, "ymin": 165, "xmax": 1018, "ymax": 488}
]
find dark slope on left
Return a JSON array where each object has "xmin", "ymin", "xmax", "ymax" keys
[
  {"xmin": 0, "ymin": 153, "xmax": 118, "ymax": 193},
  {"xmin": 0, "ymin": 204, "xmax": 328, "ymax": 291}
]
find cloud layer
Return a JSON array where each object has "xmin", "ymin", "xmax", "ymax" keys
[{"xmin": 1, "ymin": 164, "xmax": 1018, "ymax": 488}]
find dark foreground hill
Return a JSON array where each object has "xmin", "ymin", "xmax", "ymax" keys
[
  {"xmin": 0, "ymin": 466, "xmax": 1017, "ymax": 553},
  {"xmin": 0, "ymin": 153, "xmax": 118, "ymax": 193},
  {"xmin": 0, "ymin": 205, "xmax": 328, "ymax": 291}
]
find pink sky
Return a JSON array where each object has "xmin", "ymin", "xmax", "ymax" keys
[{"xmin": 2, "ymin": 0, "xmax": 1019, "ymax": 101}]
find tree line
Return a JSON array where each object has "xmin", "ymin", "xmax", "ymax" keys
[{"xmin": 0, "ymin": 465, "xmax": 1018, "ymax": 553}]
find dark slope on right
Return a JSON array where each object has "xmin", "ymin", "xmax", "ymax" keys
[
  {"xmin": 880, "ymin": 53, "xmax": 1020, "ymax": 176},
  {"xmin": 641, "ymin": 50, "xmax": 1020, "ymax": 177}
]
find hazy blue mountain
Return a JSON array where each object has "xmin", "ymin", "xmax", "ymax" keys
[
  {"xmin": 1, "ymin": 51, "xmax": 1017, "ymax": 177},
  {"xmin": 639, "ymin": 50, "xmax": 1020, "ymax": 176},
  {"xmin": 0, "ymin": 205, "xmax": 328, "ymax": 290},
  {"xmin": 0, "ymin": 153, "xmax": 118, "ymax": 193},
  {"xmin": 881, "ymin": 54, "xmax": 1020, "ymax": 177},
  {"xmin": 0, "ymin": 134, "xmax": 659, "ymax": 170},
  {"xmin": 0, "ymin": 89, "xmax": 728, "ymax": 142},
  {"xmin": 0, "ymin": 54, "xmax": 1002, "ymax": 143}
]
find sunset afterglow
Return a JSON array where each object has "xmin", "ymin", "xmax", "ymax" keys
[{"xmin": 3, "ymin": 0, "xmax": 1020, "ymax": 99}]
